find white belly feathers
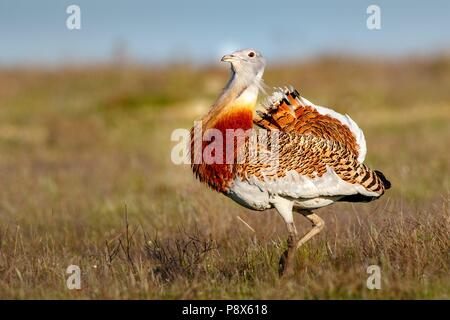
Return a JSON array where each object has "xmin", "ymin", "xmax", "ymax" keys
[{"xmin": 226, "ymin": 167, "xmax": 378, "ymax": 211}]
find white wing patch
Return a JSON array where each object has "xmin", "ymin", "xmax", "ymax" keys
[
  {"xmin": 257, "ymin": 167, "xmax": 378, "ymax": 198},
  {"xmin": 227, "ymin": 167, "xmax": 379, "ymax": 211}
]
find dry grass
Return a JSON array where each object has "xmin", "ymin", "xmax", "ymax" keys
[{"xmin": 0, "ymin": 56, "xmax": 449, "ymax": 299}]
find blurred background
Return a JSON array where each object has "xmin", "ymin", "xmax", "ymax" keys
[
  {"xmin": 0, "ymin": 0, "xmax": 449, "ymax": 299},
  {"xmin": 1, "ymin": 0, "xmax": 450, "ymax": 65}
]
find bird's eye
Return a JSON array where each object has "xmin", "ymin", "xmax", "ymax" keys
[{"xmin": 248, "ymin": 52, "xmax": 255, "ymax": 57}]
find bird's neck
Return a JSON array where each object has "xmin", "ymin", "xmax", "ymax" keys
[
  {"xmin": 190, "ymin": 71, "xmax": 262, "ymax": 192},
  {"xmin": 203, "ymin": 70, "xmax": 262, "ymax": 131}
]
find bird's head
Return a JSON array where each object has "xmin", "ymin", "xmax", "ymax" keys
[{"xmin": 221, "ymin": 48, "xmax": 266, "ymax": 80}]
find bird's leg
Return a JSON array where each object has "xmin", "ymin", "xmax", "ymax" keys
[
  {"xmin": 272, "ymin": 198, "xmax": 297, "ymax": 276},
  {"xmin": 295, "ymin": 211, "xmax": 324, "ymax": 250},
  {"xmin": 279, "ymin": 221, "xmax": 298, "ymax": 276}
]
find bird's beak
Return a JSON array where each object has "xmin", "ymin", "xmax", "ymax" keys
[{"xmin": 221, "ymin": 54, "xmax": 235, "ymax": 63}]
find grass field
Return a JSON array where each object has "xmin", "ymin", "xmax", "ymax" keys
[{"xmin": 0, "ymin": 56, "xmax": 449, "ymax": 299}]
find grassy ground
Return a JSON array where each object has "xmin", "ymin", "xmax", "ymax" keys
[{"xmin": 0, "ymin": 56, "xmax": 449, "ymax": 299}]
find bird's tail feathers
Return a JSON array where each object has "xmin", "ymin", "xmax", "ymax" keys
[{"xmin": 374, "ymin": 170, "xmax": 391, "ymax": 190}]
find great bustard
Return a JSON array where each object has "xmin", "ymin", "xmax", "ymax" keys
[{"xmin": 190, "ymin": 49, "xmax": 391, "ymax": 275}]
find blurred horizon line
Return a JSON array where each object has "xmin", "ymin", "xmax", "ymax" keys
[{"xmin": 2, "ymin": 49, "xmax": 450, "ymax": 70}]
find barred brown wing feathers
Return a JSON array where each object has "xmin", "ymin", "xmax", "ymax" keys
[
  {"xmin": 254, "ymin": 87, "xmax": 367, "ymax": 163},
  {"xmin": 255, "ymin": 102, "xmax": 296, "ymax": 131},
  {"xmin": 255, "ymin": 110, "xmax": 282, "ymax": 130},
  {"xmin": 238, "ymin": 131, "xmax": 387, "ymax": 198}
]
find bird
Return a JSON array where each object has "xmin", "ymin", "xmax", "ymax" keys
[{"xmin": 190, "ymin": 48, "xmax": 391, "ymax": 276}]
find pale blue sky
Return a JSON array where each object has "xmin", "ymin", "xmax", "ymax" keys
[{"xmin": 0, "ymin": 0, "xmax": 449, "ymax": 65}]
